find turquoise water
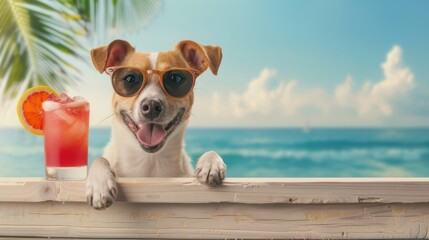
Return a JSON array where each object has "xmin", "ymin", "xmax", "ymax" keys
[{"xmin": 0, "ymin": 128, "xmax": 428, "ymax": 177}]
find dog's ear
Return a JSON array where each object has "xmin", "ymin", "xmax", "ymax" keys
[
  {"xmin": 176, "ymin": 40, "xmax": 222, "ymax": 75},
  {"xmin": 90, "ymin": 39, "xmax": 135, "ymax": 73}
]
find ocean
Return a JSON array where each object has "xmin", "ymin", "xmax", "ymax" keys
[{"xmin": 0, "ymin": 128, "xmax": 428, "ymax": 177}]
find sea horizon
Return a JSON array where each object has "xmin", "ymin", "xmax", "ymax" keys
[{"xmin": 1, "ymin": 127, "xmax": 428, "ymax": 178}]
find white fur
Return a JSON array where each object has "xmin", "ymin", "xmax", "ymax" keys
[{"xmin": 148, "ymin": 52, "xmax": 159, "ymax": 69}]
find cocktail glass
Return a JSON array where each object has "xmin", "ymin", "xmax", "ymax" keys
[{"xmin": 42, "ymin": 94, "xmax": 89, "ymax": 180}]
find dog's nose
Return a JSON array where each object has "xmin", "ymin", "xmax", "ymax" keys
[{"xmin": 141, "ymin": 99, "xmax": 164, "ymax": 119}]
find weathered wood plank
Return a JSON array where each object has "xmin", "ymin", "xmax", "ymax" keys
[
  {"xmin": 0, "ymin": 178, "xmax": 428, "ymax": 239},
  {"xmin": 0, "ymin": 178, "xmax": 428, "ymax": 204},
  {"xmin": 0, "ymin": 202, "xmax": 428, "ymax": 239}
]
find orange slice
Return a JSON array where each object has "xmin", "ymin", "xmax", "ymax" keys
[{"xmin": 16, "ymin": 86, "xmax": 58, "ymax": 135}]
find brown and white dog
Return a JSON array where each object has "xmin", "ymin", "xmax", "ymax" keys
[{"xmin": 86, "ymin": 39, "xmax": 226, "ymax": 209}]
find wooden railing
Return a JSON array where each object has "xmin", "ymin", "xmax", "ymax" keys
[{"xmin": 0, "ymin": 178, "xmax": 428, "ymax": 239}]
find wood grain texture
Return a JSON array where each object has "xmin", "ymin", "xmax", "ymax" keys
[
  {"xmin": 0, "ymin": 202, "xmax": 428, "ymax": 239},
  {"xmin": 0, "ymin": 178, "xmax": 428, "ymax": 239},
  {"xmin": 0, "ymin": 178, "xmax": 428, "ymax": 204}
]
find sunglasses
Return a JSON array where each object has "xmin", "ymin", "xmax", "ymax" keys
[{"xmin": 106, "ymin": 67, "xmax": 200, "ymax": 98}]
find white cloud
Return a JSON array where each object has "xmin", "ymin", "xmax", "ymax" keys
[
  {"xmin": 229, "ymin": 68, "xmax": 329, "ymax": 118},
  {"xmin": 230, "ymin": 68, "xmax": 277, "ymax": 117},
  {"xmin": 335, "ymin": 75, "xmax": 354, "ymax": 107},
  {"xmin": 333, "ymin": 46, "xmax": 415, "ymax": 117},
  {"xmin": 193, "ymin": 45, "xmax": 417, "ymax": 127}
]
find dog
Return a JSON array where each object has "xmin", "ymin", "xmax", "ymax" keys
[{"xmin": 86, "ymin": 39, "xmax": 226, "ymax": 209}]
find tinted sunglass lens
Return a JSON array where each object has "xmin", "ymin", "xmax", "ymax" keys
[
  {"xmin": 163, "ymin": 70, "xmax": 193, "ymax": 97},
  {"xmin": 112, "ymin": 68, "xmax": 144, "ymax": 96}
]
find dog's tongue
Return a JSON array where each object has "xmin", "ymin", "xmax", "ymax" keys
[{"xmin": 136, "ymin": 124, "xmax": 167, "ymax": 147}]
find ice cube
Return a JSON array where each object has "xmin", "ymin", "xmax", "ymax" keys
[
  {"xmin": 46, "ymin": 94, "xmax": 58, "ymax": 101},
  {"xmin": 46, "ymin": 93, "xmax": 88, "ymax": 117},
  {"xmin": 42, "ymin": 101, "xmax": 62, "ymax": 111},
  {"xmin": 53, "ymin": 108, "xmax": 76, "ymax": 125},
  {"xmin": 58, "ymin": 93, "xmax": 73, "ymax": 103},
  {"xmin": 65, "ymin": 99, "xmax": 89, "ymax": 108},
  {"xmin": 67, "ymin": 118, "xmax": 87, "ymax": 140},
  {"xmin": 73, "ymin": 96, "xmax": 85, "ymax": 102}
]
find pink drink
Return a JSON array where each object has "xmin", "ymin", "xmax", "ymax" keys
[{"xmin": 42, "ymin": 94, "xmax": 89, "ymax": 180}]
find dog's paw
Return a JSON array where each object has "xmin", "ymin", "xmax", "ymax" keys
[
  {"xmin": 195, "ymin": 151, "xmax": 226, "ymax": 185},
  {"xmin": 86, "ymin": 158, "xmax": 118, "ymax": 210}
]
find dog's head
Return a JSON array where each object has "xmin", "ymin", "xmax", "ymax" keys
[{"xmin": 90, "ymin": 40, "xmax": 222, "ymax": 153}]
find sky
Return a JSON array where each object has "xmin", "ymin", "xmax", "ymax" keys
[{"xmin": 2, "ymin": 0, "xmax": 429, "ymax": 128}]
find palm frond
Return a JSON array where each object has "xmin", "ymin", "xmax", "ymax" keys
[
  {"xmin": 0, "ymin": 0, "xmax": 85, "ymax": 99},
  {"xmin": 0, "ymin": 0, "xmax": 162, "ymax": 101},
  {"xmin": 61, "ymin": 0, "xmax": 163, "ymax": 44}
]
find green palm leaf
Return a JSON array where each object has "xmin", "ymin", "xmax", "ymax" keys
[
  {"xmin": 63, "ymin": 0, "xmax": 162, "ymax": 37},
  {"xmin": 0, "ymin": 0, "xmax": 81, "ymax": 99},
  {"xmin": 0, "ymin": 0, "xmax": 162, "ymax": 101}
]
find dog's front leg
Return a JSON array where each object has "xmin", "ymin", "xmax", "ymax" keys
[
  {"xmin": 86, "ymin": 157, "xmax": 118, "ymax": 209},
  {"xmin": 195, "ymin": 151, "xmax": 226, "ymax": 185}
]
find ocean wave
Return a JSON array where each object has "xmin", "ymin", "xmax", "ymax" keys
[
  {"xmin": 188, "ymin": 147, "xmax": 428, "ymax": 163},
  {"xmin": 1, "ymin": 128, "xmax": 429, "ymax": 177},
  {"xmin": 219, "ymin": 140, "xmax": 429, "ymax": 150}
]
